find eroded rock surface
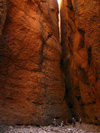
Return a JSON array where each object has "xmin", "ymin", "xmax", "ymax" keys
[
  {"xmin": 61, "ymin": 0, "xmax": 100, "ymax": 124},
  {"xmin": 0, "ymin": 0, "xmax": 71, "ymax": 125}
]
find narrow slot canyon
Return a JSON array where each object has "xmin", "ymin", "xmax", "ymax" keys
[{"xmin": 0, "ymin": 0, "xmax": 100, "ymax": 130}]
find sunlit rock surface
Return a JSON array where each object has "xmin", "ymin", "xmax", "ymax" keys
[
  {"xmin": 0, "ymin": 0, "xmax": 71, "ymax": 125},
  {"xmin": 61, "ymin": 0, "xmax": 100, "ymax": 124}
]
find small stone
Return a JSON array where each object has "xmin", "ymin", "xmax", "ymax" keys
[{"xmin": 9, "ymin": 126, "xmax": 13, "ymax": 129}]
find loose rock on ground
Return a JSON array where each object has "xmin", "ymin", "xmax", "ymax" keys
[{"xmin": 0, "ymin": 122, "xmax": 100, "ymax": 133}]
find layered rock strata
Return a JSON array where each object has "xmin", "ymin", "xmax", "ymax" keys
[
  {"xmin": 0, "ymin": 0, "xmax": 71, "ymax": 125},
  {"xmin": 61, "ymin": 0, "xmax": 100, "ymax": 124}
]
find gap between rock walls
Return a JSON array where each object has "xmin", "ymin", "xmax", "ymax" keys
[{"xmin": 57, "ymin": 0, "xmax": 62, "ymax": 43}]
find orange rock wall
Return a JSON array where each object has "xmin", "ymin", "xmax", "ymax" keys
[
  {"xmin": 0, "ymin": 0, "xmax": 7, "ymax": 37},
  {"xmin": 0, "ymin": 0, "xmax": 71, "ymax": 125},
  {"xmin": 61, "ymin": 0, "xmax": 100, "ymax": 124}
]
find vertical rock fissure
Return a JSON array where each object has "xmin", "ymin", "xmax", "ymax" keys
[{"xmin": 57, "ymin": 0, "xmax": 62, "ymax": 43}]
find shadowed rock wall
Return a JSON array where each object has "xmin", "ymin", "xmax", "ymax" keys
[
  {"xmin": 0, "ymin": 0, "xmax": 71, "ymax": 125},
  {"xmin": 0, "ymin": 0, "xmax": 7, "ymax": 37},
  {"xmin": 61, "ymin": 0, "xmax": 100, "ymax": 124}
]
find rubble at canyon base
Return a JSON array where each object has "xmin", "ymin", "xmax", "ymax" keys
[{"xmin": 0, "ymin": 122, "xmax": 100, "ymax": 133}]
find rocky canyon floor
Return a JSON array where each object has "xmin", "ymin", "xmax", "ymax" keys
[{"xmin": 0, "ymin": 122, "xmax": 100, "ymax": 133}]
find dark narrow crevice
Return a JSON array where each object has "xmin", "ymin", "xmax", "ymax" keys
[
  {"xmin": 68, "ymin": 102, "xmax": 73, "ymax": 109},
  {"xmin": 40, "ymin": 35, "xmax": 45, "ymax": 67},
  {"xmin": 60, "ymin": 57, "xmax": 63, "ymax": 70},
  {"xmin": 78, "ymin": 29, "xmax": 85, "ymax": 50},
  {"xmin": 76, "ymin": 95, "xmax": 81, "ymax": 101},
  {"xmin": 88, "ymin": 46, "xmax": 92, "ymax": 65},
  {"xmin": 67, "ymin": 0, "xmax": 73, "ymax": 10}
]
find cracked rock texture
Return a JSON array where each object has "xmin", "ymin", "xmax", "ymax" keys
[
  {"xmin": 61, "ymin": 0, "xmax": 100, "ymax": 124},
  {"xmin": 0, "ymin": 0, "xmax": 71, "ymax": 125}
]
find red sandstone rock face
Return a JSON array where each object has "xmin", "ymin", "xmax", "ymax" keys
[
  {"xmin": 0, "ymin": 0, "xmax": 7, "ymax": 37},
  {"xmin": 0, "ymin": 0, "xmax": 71, "ymax": 125},
  {"xmin": 61, "ymin": 0, "xmax": 100, "ymax": 124}
]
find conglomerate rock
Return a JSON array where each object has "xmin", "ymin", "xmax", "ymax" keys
[
  {"xmin": 61, "ymin": 0, "xmax": 100, "ymax": 124},
  {"xmin": 0, "ymin": 0, "xmax": 72, "ymax": 125}
]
